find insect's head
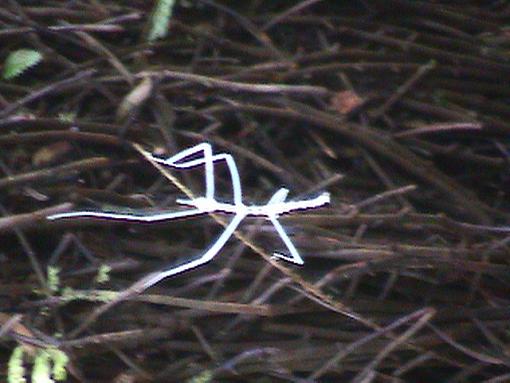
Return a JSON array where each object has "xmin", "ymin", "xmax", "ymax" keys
[
  {"xmin": 267, "ymin": 188, "xmax": 290, "ymax": 205},
  {"xmin": 176, "ymin": 197, "xmax": 217, "ymax": 212}
]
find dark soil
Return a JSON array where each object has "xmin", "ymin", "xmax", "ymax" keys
[{"xmin": 1, "ymin": 1, "xmax": 510, "ymax": 382}]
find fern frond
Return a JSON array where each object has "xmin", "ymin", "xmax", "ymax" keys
[
  {"xmin": 7, "ymin": 346, "xmax": 26, "ymax": 383},
  {"xmin": 32, "ymin": 350, "xmax": 51, "ymax": 383}
]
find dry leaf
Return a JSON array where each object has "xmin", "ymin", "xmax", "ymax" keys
[
  {"xmin": 116, "ymin": 77, "xmax": 153, "ymax": 122},
  {"xmin": 32, "ymin": 141, "xmax": 72, "ymax": 167},
  {"xmin": 329, "ymin": 90, "xmax": 364, "ymax": 114}
]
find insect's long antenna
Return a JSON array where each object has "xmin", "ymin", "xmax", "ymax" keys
[
  {"xmin": 47, "ymin": 207, "xmax": 206, "ymax": 222},
  {"xmin": 267, "ymin": 214, "xmax": 304, "ymax": 265},
  {"xmin": 137, "ymin": 211, "xmax": 246, "ymax": 290}
]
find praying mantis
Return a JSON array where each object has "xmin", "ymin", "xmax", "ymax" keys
[{"xmin": 48, "ymin": 143, "xmax": 330, "ymax": 291}]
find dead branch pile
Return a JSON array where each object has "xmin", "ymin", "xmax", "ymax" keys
[{"xmin": 1, "ymin": 1, "xmax": 510, "ymax": 382}]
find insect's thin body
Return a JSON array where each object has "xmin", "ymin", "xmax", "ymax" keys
[
  {"xmin": 48, "ymin": 143, "xmax": 330, "ymax": 290},
  {"xmin": 176, "ymin": 193, "xmax": 330, "ymax": 216}
]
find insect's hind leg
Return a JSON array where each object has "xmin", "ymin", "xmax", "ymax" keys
[
  {"xmin": 135, "ymin": 212, "xmax": 246, "ymax": 290},
  {"xmin": 268, "ymin": 215, "xmax": 304, "ymax": 265}
]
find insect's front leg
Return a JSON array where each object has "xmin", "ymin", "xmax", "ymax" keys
[
  {"xmin": 147, "ymin": 143, "xmax": 245, "ymax": 207},
  {"xmin": 148, "ymin": 143, "xmax": 216, "ymax": 200}
]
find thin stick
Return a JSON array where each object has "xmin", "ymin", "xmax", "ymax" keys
[{"xmin": 140, "ymin": 70, "xmax": 330, "ymax": 97}]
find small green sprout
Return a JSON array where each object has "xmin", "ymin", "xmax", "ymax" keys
[
  {"xmin": 32, "ymin": 350, "xmax": 51, "ymax": 383},
  {"xmin": 95, "ymin": 264, "xmax": 112, "ymax": 284},
  {"xmin": 7, "ymin": 346, "xmax": 26, "ymax": 383},
  {"xmin": 61, "ymin": 287, "xmax": 118, "ymax": 303},
  {"xmin": 47, "ymin": 266, "xmax": 60, "ymax": 293},
  {"xmin": 187, "ymin": 370, "xmax": 213, "ymax": 383},
  {"xmin": 8, "ymin": 346, "xmax": 69, "ymax": 383},
  {"xmin": 57, "ymin": 112, "xmax": 76, "ymax": 123}
]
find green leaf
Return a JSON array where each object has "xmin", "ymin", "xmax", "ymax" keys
[
  {"xmin": 3, "ymin": 49, "xmax": 43, "ymax": 80},
  {"xmin": 7, "ymin": 346, "xmax": 26, "ymax": 383},
  {"xmin": 148, "ymin": 0, "xmax": 176, "ymax": 42}
]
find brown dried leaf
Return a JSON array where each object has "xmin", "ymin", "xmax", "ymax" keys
[
  {"xmin": 116, "ymin": 76, "xmax": 153, "ymax": 122},
  {"xmin": 32, "ymin": 141, "xmax": 72, "ymax": 167},
  {"xmin": 329, "ymin": 90, "xmax": 364, "ymax": 114}
]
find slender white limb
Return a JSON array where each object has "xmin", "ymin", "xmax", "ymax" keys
[
  {"xmin": 148, "ymin": 143, "xmax": 243, "ymax": 206},
  {"xmin": 47, "ymin": 207, "xmax": 206, "ymax": 222},
  {"xmin": 136, "ymin": 211, "xmax": 246, "ymax": 290},
  {"xmin": 149, "ymin": 143, "xmax": 216, "ymax": 200},
  {"xmin": 268, "ymin": 214, "xmax": 304, "ymax": 265}
]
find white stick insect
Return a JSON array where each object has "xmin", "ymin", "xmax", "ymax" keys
[{"xmin": 48, "ymin": 143, "xmax": 330, "ymax": 290}]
